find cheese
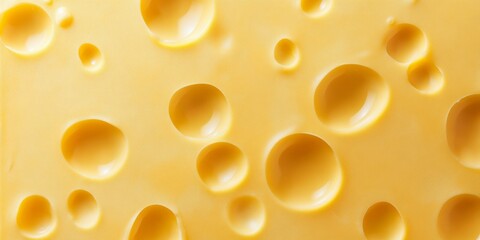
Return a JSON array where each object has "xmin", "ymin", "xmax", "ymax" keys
[{"xmin": 1, "ymin": 0, "xmax": 480, "ymax": 239}]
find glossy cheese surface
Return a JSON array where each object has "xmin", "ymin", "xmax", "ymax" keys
[{"xmin": 1, "ymin": 0, "xmax": 480, "ymax": 239}]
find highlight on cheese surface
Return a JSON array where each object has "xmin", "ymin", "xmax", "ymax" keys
[{"xmin": 2, "ymin": 0, "xmax": 480, "ymax": 239}]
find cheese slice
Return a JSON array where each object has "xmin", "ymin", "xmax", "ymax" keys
[{"xmin": 1, "ymin": 0, "xmax": 480, "ymax": 239}]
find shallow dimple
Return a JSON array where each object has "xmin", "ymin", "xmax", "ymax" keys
[
  {"xmin": 55, "ymin": 7, "xmax": 73, "ymax": 28},
  {"xmin": 17, "ymin": 195, "xmax": 56, "ymax": 238},
  {"xmin": 314, "ymin": 64, "xmax": 390, "ymax": 133},
  {"xmin": 447, "ymin": 95, "xmax": 480, "ymax": 169},
  {"xmin": 274, "ymin": 38, "xmax": 300, "ymax": 70},
  {"xmin": 363, "ymin": 202, "xmax": 406, "ymax": 240},
  {"xmin": 129, "ymin": 205, "xmax": 182, "ymax": 240},
  {"xmin": 438, "ymin": 194, "xmax": 480, "ymax": 240},
  {"xmin": 386, "ymin": 23, "xmax": 427, "ymax": 63},
  {"xmin": 266, "ymin": 133, "xmax": 342, "ymax": 211},
  {"xmin": 228, "ymin": 196, "xmax": 266, "ymax": 236},
  {"xmin": 407, "ymin": 58, "xmax": 443, "ymax": 94},
  {"xmin": 140, "ymin": 0, "xmax": 215, "ymax": 47},
  {"xmin": 61, "ymin": 119, "xmax": 128, "ymax": 180},
  {"xmin": 78, "ymin": 43, "xmax": 104, "ymax": 72},
  {"xmin": 0, "ymin": 3, "xmax": 54, "ymax": 55},
  {"xmin": 169, "ymin": 83, "xmax": 231, "ymax": 139},
  {"xmin": 300, "ymin": 0, "xmax": 331, "ymax": 17},
  {"xmin": 67, "ymin": 190, "xmax": 100, "ymax": 229},
  {"xmin": 197, "ymin": 142, "xmax": 248, "ymax": 192}
]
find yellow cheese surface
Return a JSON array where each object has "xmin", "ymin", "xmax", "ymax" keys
[{"xmin": 1, "ymin": 0, "xmax": 480, "ymax": 239}]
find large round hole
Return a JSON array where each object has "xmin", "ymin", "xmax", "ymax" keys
[
  {"xmin": 0, "ymin": 3, "xmax": 54, "ymax": 55},
  {"xmin": 169, "ymin": 83, "xmax": 231, "ymax": 139},
  {"xmin": 314, "ymin": 64, "xmax": 390, "ymax": 133},
  {"xmin": 17, "ymin": 195, "xmax": 56, "ymax": 238},
  {"xmin": 61, "ymin": 119, "xmax": 128, "ymax": 179},
  {"xmin": 266, "ymin": 133, "xmax": 342, "ymax": 211}
]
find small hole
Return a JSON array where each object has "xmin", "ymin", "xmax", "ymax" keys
[
  {"xmin": 140, "ymin": 0, "xmax": 215, "ymax": 47},
  {"xmin": 17, "ymin": 195, "xmax": 56, "ymax": 238},
  {"xmin": 314, "ymin": 64, "xmax": 390, "ymax": 133},
  {"xmin": 78, "ymin": 43, "xmax": 104, "ymax": 72},
  {"xmin": 197, "ymin": 142, "xmax": 248, "ymax": 192},
  {"xmin": 67, "ymin": 190, "xmax": 100, "ymax": 229},
  {"xmin": 169, "ymin": 83, "xmax": 231, "ymax": 139},
  {"xmin": 0, "ymin": 3, "xmax": 54, "ymax": 55},
  {"xmin": 407, "ymin": 58, "xmax": 443, "ymax": 94},
  {"xmin": 273, "ymin": 38, "xmax": 300, "ymax": 70},
  {"xmin": 61, "ymin": 119, "xmax": 128, "ymax": 180},
  {"xmin": 266, "ymin": 133, "xmax": 342, "ymax": 211},
  {"xmin": 438, "ymin": 194, "xmax": 480, "ymax": 240},
  {"xmin": 447, "ymin": 95, "xmax": 480, "ymax": 169},
  {"xmin": 386, "ymin": 24, "xmax": 428, "ymax": 63},
  {"xmin": 129, "ymin": 205, "xmax": 182, "ymax": 240},
  {"xmin": 363, "ymin": 202, "xmax": 406, "ymax": 240},
  {"xmin": 300, "ymin": 0, "xmax": 331, "ymax": 17},
  {"xmin": 55, "ymin": 7, "xmax": 73, "ymax": 28},
  {"xmin": 228, "ymin": 196, "xmax": 266, "ymax": 236}
]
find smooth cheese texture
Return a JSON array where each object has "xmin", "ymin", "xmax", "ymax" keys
[{"xmin": 1, "ymin": 0, "xmax": 480, "ymax": 239}]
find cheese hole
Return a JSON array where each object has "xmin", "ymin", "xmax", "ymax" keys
[
  {"xmin": 78, "ymin": 43, "xmax": 104, "ymax": 72},
  {"xmin": 266, "ymin": 133, "xmax": 342, "ymax": 211},
  {"xmin": 140, "ymin": 0, "xmax": 214, "ymax": 47},
  {"xmin": 67, "ymin": 190, "xmax": 100, "ymax": 229},
  {"xmin": 17, "ymin": 195, "xmax": 56, "ymax": 238},
  {"xmin": 447, "ymin": 94, "xmax": 480, "ymax": 169},
  {"xmin": 438, "ymin": 194, "xmax": 480, "ymax": 240},
  {"xmin": 55, "ymin": 7, "xmax": 73, "ymax": 28},
  {"xmin": 407, "ymin": 58, "xmax": 443, "ymax": 94},
  {"xmin": 0, "ymin": 3, "xmax": 54, "ymax": 55},
  {"xmin": 197, "ymin": 142, "xmax": 248, "ymax": 192},
  {"xmin": 274, "ymin": 38, "xmax": 300, "ymax": 70},
  {"xmin": 169, "ymin": 83, "xmax": 231, "ymax": 139},
  {"xmin": 129, "ymin": 205, "xmax": 182, "ymax": 240},
  {"xmin": 386, "ymin": 24, "xmax": 427, "ymax": 63},
  {"xmin": 228, "ymin": 196, "xmax": 266, "ymax": 236},
  {"xmin": 363, "ymin": 202, "xmax": 406, "ymax": 240},
  {"xmin": 300, "ymin": 0, "xmax": 331, "ymax": 17},
  {"xmin": 61, "ymin": 119, "xmax": 128, "ymax": 180},
  {"xmin": 314, "ymin": 64, "xmax": 390, "ymax": 133}
]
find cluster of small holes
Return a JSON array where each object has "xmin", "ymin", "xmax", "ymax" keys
[
  {"xmin": 385, "ymin": 23, "xmax": 444, "ymax": 94},
  {"xmin": 2, "ymin": 1, "xmax": 479, "ymax": 239}
]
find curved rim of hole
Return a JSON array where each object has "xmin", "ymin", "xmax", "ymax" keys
[
  {"xmin": 227, "ymin": 195, "xmax": 266, "ymax": 236},
  {"xmin": 127, "ymin": 204, "xmax": 184, "ymax": 240},
  {"xmin": 362, "ymin": 201, "xmax": 406, "ymax": 240}
]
